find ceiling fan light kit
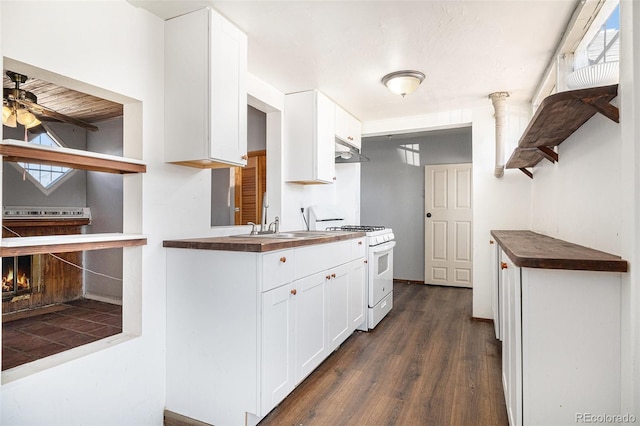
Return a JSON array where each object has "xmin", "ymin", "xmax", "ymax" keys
[
  {"xmin": 381, "ymin": 70, "xmax": 425, "ymax": 97},
  {"xmin": 2, "ymin": 70, "xmax": 98, "ymax": 132}
]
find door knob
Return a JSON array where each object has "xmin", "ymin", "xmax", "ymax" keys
[{"xmin": 426, "ymin": 212, "xmax": 432, "ymax": 218}]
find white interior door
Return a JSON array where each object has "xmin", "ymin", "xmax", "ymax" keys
[{"xmin": 424, "ymin": 163, "xmax": 473, "ymax": 287}]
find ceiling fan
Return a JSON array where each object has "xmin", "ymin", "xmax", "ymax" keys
[{"xmin": 2, "ymin": 71, "xmax": 98, "ymax": 132}]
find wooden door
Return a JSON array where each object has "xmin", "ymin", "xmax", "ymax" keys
[
  {"xmin": 234, "ymin": 150, "xmax": 266, "ymax": 225},
  {"xmin": 424, "ymin": 163, "xmax": 473, "ymax": 287}
]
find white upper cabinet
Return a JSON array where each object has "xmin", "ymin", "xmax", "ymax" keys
[
  {"xmin": 334, "ymin": 104, "xmax": 361, "ymax": 150},
  {"xmin": 165, "ymin": 7, "xmax": 248, "ymax": 168},
  {"xmin": 284, "ymin": 90, "xmax": 335, "ymax": 184}
]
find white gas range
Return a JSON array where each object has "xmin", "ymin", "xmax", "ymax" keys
[{"xmin": 307, "ymin": 206, "xmax": 396, "ymax": 330}]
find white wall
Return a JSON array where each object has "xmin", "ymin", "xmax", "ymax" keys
[
  {"xmin": 529, "ymin": 104, "xmax": 622, "ymax": 253},
  {"xmin": 85, "ymin": 118, "xmax": 124, "ymax": 302},
  {"xmin": 1, "ymin": 2, "xmax": 167, "ymax": 424},
  {"xmin": 620, "ymin": 0, "xmax": 640, "ymax": 416},
  {"xmin": 470, "ymin": 102, "xmax": 532, "ymax": 319}
]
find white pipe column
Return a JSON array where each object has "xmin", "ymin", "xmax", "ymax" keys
[{"xmin": 489, "ymin": 92, "xmax": 510, "ymax": 178}]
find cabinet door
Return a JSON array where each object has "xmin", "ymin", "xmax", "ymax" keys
[
  {"xmin": 261, "ymin": 284, "xmax": 295, "ymax": 415},
  {"xmin": 348, "ymin": 259, "xmax": 366, "ymax": 332},
  {"xmin": 335, "ymin": 104, "xmax": 361, "ymax": 150},
  {"xmin": 209, "ymin": 9, "xmax": 248, "ymax": 166},
  {"xmin": 346, "ymin": 115, "xmax": 362, "ymax": 150},
  {"xmin": 293, "ymin": 271, "xmax": 327, "ymax": 383},
  {"xmin": 491, "ymin": 242, "xmax": 501, "ymax": 340},
  {"xmin": 165, "ymin": 7, "xmax": 247, "ymax": 168},
  {"xmin": 284, "ymin": 90, "xmax": 335, "ymax": 184},
  {"xmin": 316, "ymin": 92, "xmax": 336, "ymax": 183},
  {"xmin": 502, "ymin": 256, "xmax": 522, "ymax": 426},
  {"xmin": 328, "ymin": 264, "xmax": 350, "ymax": 352}
]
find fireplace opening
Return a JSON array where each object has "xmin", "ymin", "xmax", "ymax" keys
[{"xmin": 2, "ymin": 256, "xmax": 35, "ymax": 301}]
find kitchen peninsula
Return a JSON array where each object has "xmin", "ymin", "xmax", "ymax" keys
[{"xmin": 163, "ymin": 231, "xmax": 366, "ymax": 425}]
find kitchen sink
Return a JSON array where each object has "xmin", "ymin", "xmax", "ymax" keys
[{"xmin": 231, "ymin": 231, "xmax": 330, "ymax": 239}]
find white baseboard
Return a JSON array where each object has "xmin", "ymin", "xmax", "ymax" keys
[{"xmin": 83, "ymin": 292, "xmax": 122, "ymax": 306}]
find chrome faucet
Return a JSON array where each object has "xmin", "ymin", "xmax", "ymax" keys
[
  {"xmin": 247, "ymin": 192, "xmax": 279, "ymax": 235},
  {"xmin": 268, "ymin": 216, "xmax": 280, "ymax": 233}
]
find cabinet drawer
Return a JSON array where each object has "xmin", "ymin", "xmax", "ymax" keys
[
  {"xmin": 295, "ymin": 241, "xmax": 350, "ymax": 279},
  {"xmin": 351, "ymin": 238, "xmax": 366, "ymax": 260},
  {"xmin": 261, "ymin": 250, "xmax": 294, "ymax": 292}
]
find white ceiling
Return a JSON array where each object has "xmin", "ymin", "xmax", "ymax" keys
[{"xmin": 130, "ymin": 0, "xmax": 579, "ymax": 123}]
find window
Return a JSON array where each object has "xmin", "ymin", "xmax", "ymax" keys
[
  {"xmin": 575, "ymin": 2, "xmax": 620, "ymax": 68},
  {"xmin": 533, "ymin": 0, "xmax": 621, "ymax": 108},
  {"xmin": 14, "ymin": 130, "xmax": 74, "ymax": 194}
]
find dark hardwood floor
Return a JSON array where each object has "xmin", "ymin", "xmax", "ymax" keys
[{"xmin": 258, "ymin": 282, "xmax": 508, "ymax": 426}]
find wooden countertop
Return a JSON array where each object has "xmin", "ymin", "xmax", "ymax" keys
[
  {"xmin": 163, "ymin": 230, "xmax": 366, "ymax": 253},
  {"xmin": 491, "ymin": 230, "xmax": 628, "ymax": 273}
]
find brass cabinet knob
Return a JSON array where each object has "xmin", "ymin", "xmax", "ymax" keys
[
  {"xmin": 326, "ymin": 275, "xmax": 331, "ymax": 280},
  {"xmin": 490, "ymin": 240, "xmax": 495, "ymax": 245},
  {"xmin": 241, "ymin": 154, "xmax": 248, "ymax": 160},
  {"xmin": 364, "ymin": 260, "xmax": 368, "ymax": 263},
  {"xmin": 501, "ymin": 262, "xmax": 508, "ymax": 270},
  {"xmin": 280, "ymin": 257, "xmax": 287, "ymax": 263},
  {"xmin": 358, "ymin": 241, "xmax": 363, "ymax": 245},
  {"xmin": 291, "ymin": 289, "xmax": 297, "ymax": 295},
  {"xmin": 331, "ymin": 273, "xmax": 336, "ymax": 278}
]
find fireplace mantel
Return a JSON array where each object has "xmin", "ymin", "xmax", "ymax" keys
[{"xmin": 3, "ymin": 218, "xmax": 91, "ymax": 228}]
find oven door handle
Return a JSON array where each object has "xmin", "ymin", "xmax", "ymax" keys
[{"xmin": 371, "ymin": 240, "xmax": 396, "ymax": 253}]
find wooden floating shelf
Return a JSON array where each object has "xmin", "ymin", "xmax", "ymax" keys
[
  {"xmin": 0, "ymin": 139, "xmax": 146, "ymax": 174},
  {"xmin": 491, "ymin": 230, "xmax": 628, "ymax": 273},
  {"xmin": 506, "ymin": 84, "xmax": 619, "ymax": 178},
  {"xmin": 0, "ymin": 233, "xmax": 147, "ymax": 257}
]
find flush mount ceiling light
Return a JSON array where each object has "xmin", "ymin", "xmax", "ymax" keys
[{"xmin": 381, "ymin": 70, "xmax": 426, "ymax": 97}]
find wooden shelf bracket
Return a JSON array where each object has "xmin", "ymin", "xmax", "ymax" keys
[
  {"xmin": 519, "ymin": 168, "xmax": 533, "ymax": 179},
  {"xmin": 581, "ymin": 96, "xmax": 620, "ymax": 123},
  {"xmin": 537, "ymin": 146, "xmax": 558, "ymax": 163}
]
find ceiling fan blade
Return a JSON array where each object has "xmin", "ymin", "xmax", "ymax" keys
[{"xmin": 15, "ymin": 98, "xmax": 99, "ymax": 132}]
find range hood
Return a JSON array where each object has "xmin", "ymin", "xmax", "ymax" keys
[{"xmin": 335, "ymin": 140, "xmax": 369, "ymax": 163}]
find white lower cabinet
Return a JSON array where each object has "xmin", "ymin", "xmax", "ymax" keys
[
  {"xmin": 327, "ymin": 263, "xmax": 350, "ymax": 352},
  {"xmin": 348, "ymin": 258, "xmax": 366, "ymax": 331},
  {"xmin": 501, "ymin": 254, "xmax": 522, "ymax": 426},
  {"xmin": 499, "ymin": 249, "xmax": 622, "ymax": 426},
  {"xmin": 294, "ymin": 269, "xmax": 329, "ymax": 382},
  {"xmin": 167, "ymin": 238, "xmax": 365, "ymax": 425},
  {"xmin": 261, "ymin": 283, "xmax": 295, "ymax": 414}
]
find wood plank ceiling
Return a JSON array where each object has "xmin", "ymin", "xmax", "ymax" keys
[{"xmin": 2, "ymin": 71, "xmax": 123, "ymax": 125}]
